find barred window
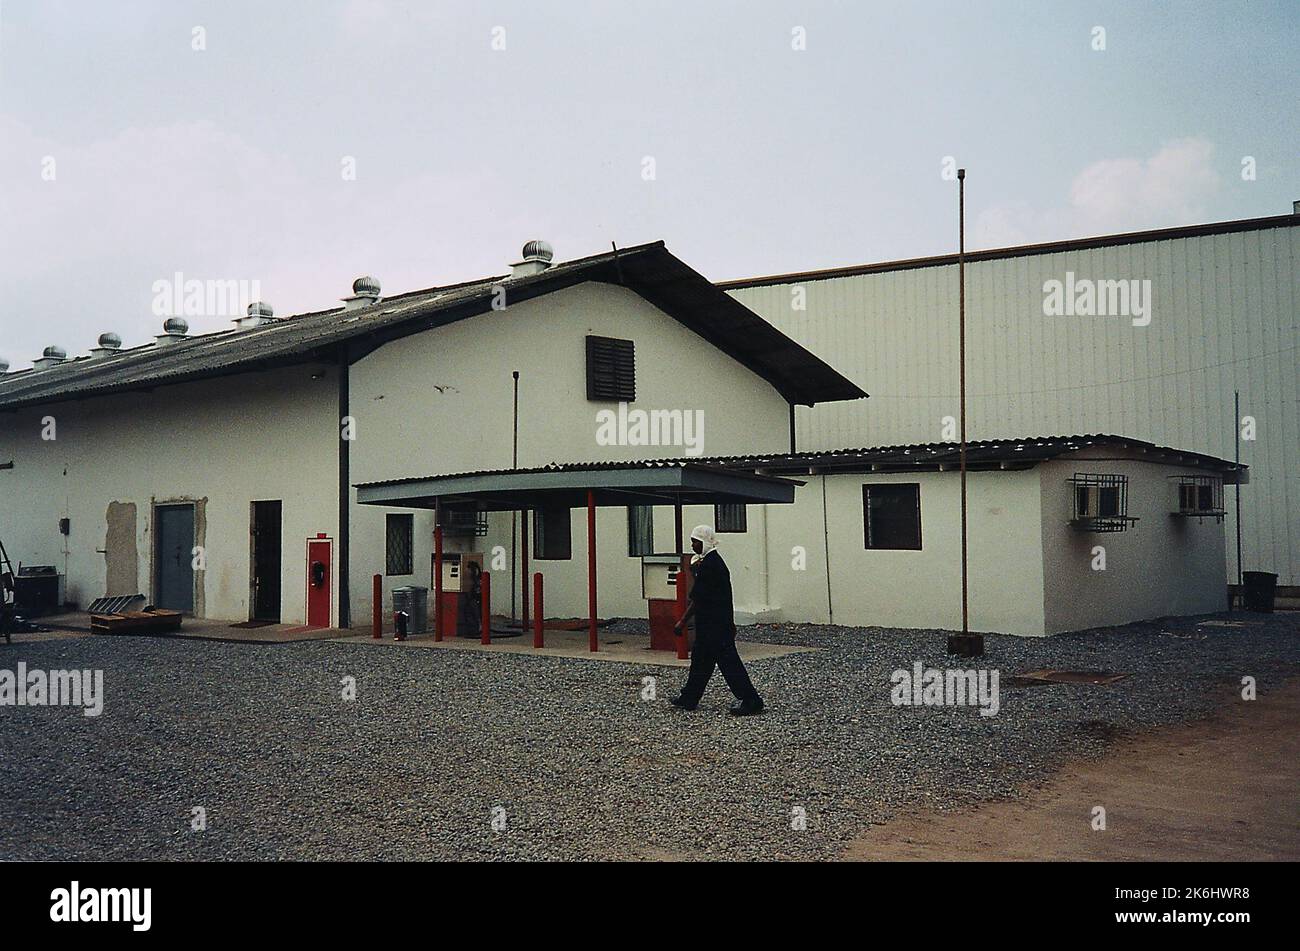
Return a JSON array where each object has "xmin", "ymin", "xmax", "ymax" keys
[
  {"xmin": 386, "ymin": 513, "xmax": 414, "ymax": 575},
  {"xmin": 1069, "ymin": 473, "xmax": 1137, "ymax": 532},
  {"xmin": 714, "ymin": 503, "xmax": 747, "ymax": 533},
  {"xmin": 1173, "ymin": 475, "xmax": 1225, "ymax": 519}
]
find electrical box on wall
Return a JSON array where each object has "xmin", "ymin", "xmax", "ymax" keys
[
  {"xmin": 432, "ymin": 552, "xmax": 484, "ymax": 592},
  {"xmin": 642, "ymin": 555, "xmax": 685, "ymax": 601},
  {"xmin": 58, "ymin": 517, "xmax": 70, "ymax": 536}
]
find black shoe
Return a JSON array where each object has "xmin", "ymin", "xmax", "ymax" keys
[
  {"xmin": 670, "ymin": 695, "xmax": 697, "ymax": 711},
  {"xmin": 729, "ymin": 698, "xmax": 764, "ymax": 716}
]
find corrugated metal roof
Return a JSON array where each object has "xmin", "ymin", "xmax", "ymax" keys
[
  {"xmin": 705, "ymin": 434, "xmax": 1247, "ymax": 475},
  {"xmin": 355, "ymin": 461, "xmax": 804, "ymax": 510},
  {"xmin": 0, "ymin": 242, "xmax": 867, "ymax": 412},
  {"xmin": 356, "ymin": 434, "xmax": 1245, "ymax": 490}
]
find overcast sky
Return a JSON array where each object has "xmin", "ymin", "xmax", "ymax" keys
[{"xmin": 1, "ymin": 0, "xmax": 1296, "ymax": 366}]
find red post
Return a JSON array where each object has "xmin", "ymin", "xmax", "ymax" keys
[
  {"xmin": 533, "ymin": 572, "xmax": 544, "ymax": 648},
  {"xmin": 480, "ymin": 571, "xmax": 491, "ymax": 644},
  {"xmin": 371, "ymin": 573, "xmax": 382, "ymax": 639},
  {"xmin": 433, "ymin": 523, "xmax": 444, "ymax": 642},
  {"xmin": 675, "ymin": 555, "xmax": 690, "ymax": 660},
  {"xmin": 587, "ymin": 490, "xmax": 598, "ymax": 652}
]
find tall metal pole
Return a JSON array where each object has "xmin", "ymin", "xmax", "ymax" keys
[
  {"xmin": 949, "ymin": 168, "xmax": 982, "ymax": 657},
  {"xmin": 511, "ymin": 371, "xmax": 519, "ymax": 621},
  {"xmin": 1234, "ymin": 390, "xmax": 1243, "ymax": 605}
]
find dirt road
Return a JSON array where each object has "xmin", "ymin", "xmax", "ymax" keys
[{"xmin": 845, "ymin": 679, "xmax": 1300, "ymax": 861}]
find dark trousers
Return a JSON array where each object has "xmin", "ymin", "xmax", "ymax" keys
[{"xmin": 679, "ymin": 622, "xmax": 761, "ymax": 706}]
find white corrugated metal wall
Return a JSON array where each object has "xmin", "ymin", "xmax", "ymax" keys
[{"xmin": 726, "ymin": 221, "xmax": 1300, "ymax": 586}]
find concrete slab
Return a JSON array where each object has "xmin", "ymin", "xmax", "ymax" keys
[{"xmin": 330, "ymin": 625, "xmax": 816, "ymax": 667}]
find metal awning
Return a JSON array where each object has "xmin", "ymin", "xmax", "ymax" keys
[
  {"xmin": 355, "ymin": 462, "xmax": 804, "ymax": 510},
  {"xmin": 355, "ymin": 461, "xmax": 804, "ymax": 655}
]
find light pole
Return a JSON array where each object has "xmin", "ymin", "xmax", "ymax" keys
[{"xmin": 948, "ymin": 167, "xmax": 984, "ymax": 658}]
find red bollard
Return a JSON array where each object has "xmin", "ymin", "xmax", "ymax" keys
[
  {"xmin": 675, "ymin": 556, "xmax": 689, "ymax": 660},
  {"xmin": 481, "ymin": 572, "xmax": 492, "ymax": 645},
  {"xmin": 371, "ymin": 574, "xmax": 382, "ymax": 639},
  {"xmin": 533, "ymin": 572, "xmax": 544, "ymax": 648}
]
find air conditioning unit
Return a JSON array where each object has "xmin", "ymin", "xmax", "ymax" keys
[{"xmin": 437, "ymin": 509, "xmax": 488, "ymax": 537}]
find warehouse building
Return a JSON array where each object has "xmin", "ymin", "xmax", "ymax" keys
[
  {"xmin": 722, "ymin": 206, "xmax": 1299, "ymax": 590},
  {"xmin": 0, "ymin": 232, "xmax": 1252, "ymax": 638}
]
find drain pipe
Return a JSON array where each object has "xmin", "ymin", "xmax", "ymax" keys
[
  {"xmin": 511, "ymin": 370, "xmax": 519, "ymax": 621},
  {"xmin": 337, "ymin": 345, "xmax": 351, "ymax": 629}
]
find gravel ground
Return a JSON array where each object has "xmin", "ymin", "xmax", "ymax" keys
[{"xmin": 0, "ymin": 610, "xmax": 1296, "ymax": 861}]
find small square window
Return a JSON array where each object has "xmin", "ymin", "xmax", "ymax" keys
[
  {"xmin": 863, "ymin": 484, "xmax": 921, "ymax": 550},
  {"xmin": 386, "ymin": 513, "xmax": 413, "ymax": 575},
  {"xmin": 714, "ymin": 503, "xmax": 747, "ymax": 533},
  {"xmin": 533, "ymin": 508, "xmax": 572, "ymax": 560}
]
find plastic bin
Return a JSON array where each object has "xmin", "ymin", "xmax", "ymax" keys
[{"xmin": 1242, "ymin": 571, "xmax": 1278, "ymax": 613}]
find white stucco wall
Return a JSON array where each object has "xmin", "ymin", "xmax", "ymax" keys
[
  {"xmin": 1039, "ymin": 454, "xmax": 1229, "ymax": 633},
  {"xmin": 805, "ymin": 470, "xmax": 1046, "ymax": 635},
  {"xmin": 0, "ymin": 364, "xmax": 339, "ymax": 624},
  {"xmin": 347, "ymin": 280, "xmax": 793, "ymax": 624},
  {"xmin": 476, "ymin": 468, "xmax": 1049, "ymax": 636}
]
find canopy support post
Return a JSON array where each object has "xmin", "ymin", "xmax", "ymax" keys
[{"xmin": 587, "ymin": 490, "xmax": 598, "ymax": 652}]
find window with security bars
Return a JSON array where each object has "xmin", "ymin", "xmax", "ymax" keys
[
  {"xmin": 1172, "ymin": 475, "xmax": 1225, "ymax": 520},
  {"xmin": 386, "ymin": 513, "xmax": 413, "ymax": 575},
  {"xmin": 714, "ymin": 503, "xmax": 747, "ymax": 533},
  {"xmin": 862, "ymin": 484, "xmax": 922, "ymax": 550},
  {"xmin": 586, "ymin": 335, "xmax": 636, "ymax": 401},
  {"xmin": 1069, "ymin": 473, "xmax": 1137, "ymax": 532},
  {"xmin": 627, "ymin": 505, "xmax": 654, "ymax": 556},
  {"xmin": 533, "ymin": 508, "xmax": 572, "ymax": 560}
]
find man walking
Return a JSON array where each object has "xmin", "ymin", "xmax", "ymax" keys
[{"xmin": 670, "ymin": 525, "xmax": 764, "ymax": 716}]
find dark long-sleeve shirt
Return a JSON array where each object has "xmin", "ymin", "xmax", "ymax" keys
[{"xmin": 688, "ymin": 549, "xmax": 733, "ymax": 633}]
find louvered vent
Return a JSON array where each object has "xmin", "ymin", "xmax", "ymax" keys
[{"xmin": 585, "ymin": 335, "xmax": 636, "ymax": 401}]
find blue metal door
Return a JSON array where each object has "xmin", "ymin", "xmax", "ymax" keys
[{"xmin": 155, "ymin": 504, "xmax": 195, "ymax": 613}]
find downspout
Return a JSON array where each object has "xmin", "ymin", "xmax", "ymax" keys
[
  {"xmin": 821, "ymin": 472, "xmax": 833, "ymax": 625},
  {"xmin": 788, "ymin": 402, "xmax": 797, "ymax": 454},
  {"xmin": 338, "ymin": 346, "xmax": 351, "ymax": 630}
]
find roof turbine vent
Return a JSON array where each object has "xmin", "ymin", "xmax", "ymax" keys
[
  {"xmin": 342, "ymin": 275, "xmax": 382, "ymax": 311},
  {"xmin": 237, "ymin": 301, "xmax": 278, "ymax": 329},
  {"xmin": 33, "ymin": 345, "xmax": 68, "ymax": 370},
  {"xmin": 156, "ymin": 316, "xmax": 189, "ymax": 345},
  {"xmin": 88, "ymin": 331, "xmax": 123, "ymax": 360},
  {"xmin": 511, "ymin": 239, "xmax": 554, "ymax": 278},
  {"xmin": 0, "ymin": 357, "xmax": 10, "ymax": 375}
]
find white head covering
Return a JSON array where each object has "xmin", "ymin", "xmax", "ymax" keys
[{"xmin": 689, "ymin": 524, "xmax": 718, "ymax": 564}]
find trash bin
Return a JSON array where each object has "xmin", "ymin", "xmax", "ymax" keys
[
  {"xmin": 391, "ymin": 585, "xmax": 428, "ymax": 635},
  {"xmin": 1242, "ymin": 571, "xmax": 1278, "ymax": 613}
]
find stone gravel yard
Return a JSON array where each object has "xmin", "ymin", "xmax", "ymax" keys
[{"xmin": 0, "ymin": 610, "xmax": 1296, "ymax": 861}]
